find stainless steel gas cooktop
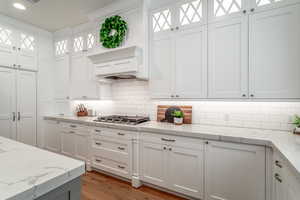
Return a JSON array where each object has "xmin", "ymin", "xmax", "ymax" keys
[{"xmin": 94, "ymin": 115, "xmax": 150, "ymax": 125}]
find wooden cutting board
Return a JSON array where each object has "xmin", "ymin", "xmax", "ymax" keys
[{"xmin": 157, "ymin": 105, "xmax": 192, "ymax": 124}]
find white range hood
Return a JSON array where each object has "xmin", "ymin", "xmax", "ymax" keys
[{"xmin": 87, "ymin": 46, "xmax": 145, "ymax": 80}]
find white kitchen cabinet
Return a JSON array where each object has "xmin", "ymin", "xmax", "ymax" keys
[
  {"xmin": 44, "ymin": 120, "xmax": 61, "ymax": 153},
  {"xmin": 61, "ymin": 130, "xmax": 76, "ymax": 157},
  {"xmin": 141, "ymin": 141, "xmax": 167, "ymax": 187},
  {"xmin": 54, "ymin": 55, "xmax": 70, "ymax": 100},
  {"xmin": 0, "ymin": 67, "xmax": 36, "ymax": 146},
  {"xmin": 0, "ymin": 23, "xmax": 37, "ymax": 71},
  {"xmin": 16, "ymin": 70, "xmax": 37, "ymax": 146},
  {"xmin": 74, "ymin": 132, "xmax": 89, "ymax": 161},
  {"xmin": 16, "ymin": 31, "xmax": 38, "ymax": 71},
  {"xmin": 205, "ymin": 141, "xmax": 266, "ymax": 200},
  {"xmin": 273, "ymin": 151, "xmax": 300, "ymax": 200},
  {"xmin": 168, "ymin": 145, "xmax": 204, "ymax": 199},
  {"xmin": 150, "ymin": 1, "xmax": 208, "ymax": 99},
  {"xmin": 249, "ymin": 4, "xmax": 300, "ymax": 98},
  {"xmin": 208, "ymin": 17, "xmax": 248, "ymax": 98},
  {"xmin": 0, "ymin": 68, "xmax": 16, "ymax": 140},
  {"xmin": 70, "ymin": 53, "xmax": 99, "ymax": 100},
  {"xmin": 140, "ymin": 133, "xmax": 204, "ymax": 199},
  {"xmin": 0, "ymin": 24, "xmax": 17, "ymax": 68},
  {"xmin": 150, "ymin": 33, "xmax": 174, "ymax": 98},
  {"xmin": 175, "ymin": 26, "xmax": 207, "ymax": 98}
]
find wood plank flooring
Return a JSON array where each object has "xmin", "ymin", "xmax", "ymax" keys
[{"xmin": 81, "ymin": 171, "xmax": 187, "ymax": 200}]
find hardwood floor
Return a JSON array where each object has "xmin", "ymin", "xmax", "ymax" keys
[{"xmin": 81, "ymin": 171, "xmax": 187, "ymax": 200}]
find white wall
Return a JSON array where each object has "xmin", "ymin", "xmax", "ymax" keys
[{"xmin": 71, "ymin": 80, "xmax": 300, "ymax": 132}]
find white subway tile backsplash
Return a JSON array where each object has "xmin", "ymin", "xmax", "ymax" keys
[{"xmin": 70, "ymin": 80, "xmax": 300, "ymax": 132}]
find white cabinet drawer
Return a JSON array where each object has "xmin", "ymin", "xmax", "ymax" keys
[
  {"xmin": 61, "ymin": 123, "xmax": 90, "ymax": 134},
  {"xmin": 92, "ymin": 127, "xmax": 133, "ymax": 140},
  {"xmin": 92, "ymin": 144, "xmax": 129, "ymax": 164},
  {"xmin": 93, "ymin": 156, "xmax": 129, "ymax": 178},
  {"xmin": 141, "ymin": 132, "xmax": 204, "ymax": 150},
  {"xmin": 93, "ymin": 139, "xmax": 129, "ymax": 154}
]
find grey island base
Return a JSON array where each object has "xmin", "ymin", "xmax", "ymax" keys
[
  {"xmin": 0, "ymin": 136, "xmax": 85, "ymax": 200},
  {"xmin": 36, "ymin": 178, "xmax": 81, "ymax": 200}
]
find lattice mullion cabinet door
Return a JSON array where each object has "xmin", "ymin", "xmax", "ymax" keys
[
  {"xmin": 176, "ymin": 0, "xmax": 208, "ymax": 30},
  {"xmin": 17, "ymin": 31, "xmax": 38, "ymax": 71},
  {"xmin": 250, "ymin": 0, "xmax": 300, "ymax": 13},
  {"xmin": 208, "ymin": 0, "xmax": 248, "ymax": 23},
  {"xmin": 86, "ymin": 31, "xmax": 96, "ymax": 52},
  {"xmin": 72, "ymin": 34, "xmax": 85, "ymax": 55},
  {"xmin": 0, "ymin": 24, "xmax": 17, "ymax": 68},
  {"xmin": 150, "ymin": 5, "xmax": 175, "ymax": 39}
]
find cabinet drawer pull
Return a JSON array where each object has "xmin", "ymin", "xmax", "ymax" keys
[
  {"xmin": 275, "ymin": 160, "xmax": 283, "ymax": 168},
  {"xmin": 95, "ymin": 129, "xmax": 101, "ymax": 133},
  {"xmin": 115, "ymin": 61, "xmax": 131, "ymax": 66},
  {"xmin": 12, "ymin": 112, "xmax": 16, "ymax": 122},
  {"xmin": 70, "ymin": 125, "xmax": 77, "ymax": 128},
  {"xmin": 118, "ymin": 165, "xmax": 125, "ymax": 169},
  {"xmin": 169, "ymin": 147, "xmax": 172, "ymax": 151},
  {"xmin": 163, "ymin": 146, "xmax": 167, "ymax": 150},
  {"xmin": 275, "ymin": 173, "xmax": 282, "ymax": 183},
  {"xmin": 118, "ymin": 133, "xmax": 125, "ymax": 136},
  {"xmin": 161, "ymin": 138, "xmax": 176, "ymax": 142},
  {"xmin": 95, "ymin": 142, "xmax": 102, "ymax": 146},
  {"xmin": 118, "ymin": 147, "xmax": 125, "ymax": 151},
  {"xmin": 69, "ymin": 131, "xmax": 75, "ymax": 134},
  {"xmin": 95, "ymin": 159, "xmax": 102, "ymax": 163}
]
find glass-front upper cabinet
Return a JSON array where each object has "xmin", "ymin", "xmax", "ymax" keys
[
  {"xmin": 151, "ymin": 0, "xmax": 207, "ymax": 36},
  {"xmin": 208, "ymin": 0, "xmax": 246, "ymax": 22},
  {"xmin": 250, "ymin": 0, "xmax": 300, "ymax": 12}
]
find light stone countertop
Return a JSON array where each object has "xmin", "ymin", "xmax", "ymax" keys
[
  {"xmin": 0, "ymin": 136, "xmax": 85, "ymax": 200},
  {"xmin": 44, "ymin": 116, "xmax": 300, "ymax": 180}
]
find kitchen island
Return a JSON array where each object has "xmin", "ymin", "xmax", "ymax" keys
[{"xmin": 0, "ymin": 136, "xmax": 85, "ymax": 200}]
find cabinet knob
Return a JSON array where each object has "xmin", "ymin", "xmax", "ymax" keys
[
  {"xmin": 275, "ymin": 160, "xmax": 283, "ymax": 168},
  {"xmin": 275, "ymin": 173, "xmax": 282, "ymax": 183},
  {"xmin": 205, "ymin": 141, "xmax": 209, "ymax": 144},
  {"xmin": 175, "ymin": 95, "xmax": 179, "ymax": 98},
  {"xmin": 171, "ymin": 28, "xmax": 174, "ymax": 31},
  {"xmin": 95, "ymin": 159, "xmax": 102, "ymax": 163},
  {"xmin": 250, "ymin": 94, "xmax": 254, "ymax": 97},
  {"xmin": 243, "ymin": 10, "xmax": 247, "ymax": 14},
  {"xmin": 175, "ymin": 26, "xmax": 179, "ymax": 30},
  {"xmin": 242, "ymin": 94, "xmax": 246, "ymax": 97},
  {"xmin": 163, "ymin": 146, "xmax": 167, "ymax": 150},
  {"xmin": 18, "ymin": 47, "xmax": 21, "ymax": 51},
  {"xmin": 66, "ymin": 96, "xmax": 70, "ymax": 100},
  {"xmin": 18, "ymin": 65, "xmax": 21, "ymax": 68},
  {"xmin": 171, "ymin": 95, "xmax": 174, "ymax": 98},
  {"xmin": 169, "ymin": 147, "xmax": 172, "ymax": 151},
  {"xmin": 250, "ymin": 8, "xmax": 255, "ymax": 12}
]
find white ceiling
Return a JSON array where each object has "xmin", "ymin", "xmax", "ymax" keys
[{"xmin": 0, "ymin": 0, "xmax": 116, "ymax": 32}]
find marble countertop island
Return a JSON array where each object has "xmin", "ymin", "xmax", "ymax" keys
[{"xmin": 0, "ymin": 137, "xmax": 85, "ymax": 200}]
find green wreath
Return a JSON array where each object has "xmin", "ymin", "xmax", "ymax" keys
[{"xmin": 100, "ymin": 15, "xmax": 128, "ymax": 49}]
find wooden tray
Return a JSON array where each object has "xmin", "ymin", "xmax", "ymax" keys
[{"xmin": 157, "ymin": 105, "xmax": 192, "ymax": 124}]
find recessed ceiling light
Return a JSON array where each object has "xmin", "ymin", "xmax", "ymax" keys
[{"xmin": 13, "ymin": 3, "xmax": 26, "ymax": 10}]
